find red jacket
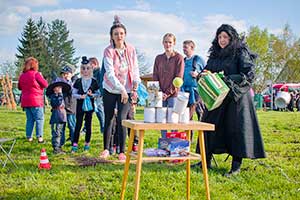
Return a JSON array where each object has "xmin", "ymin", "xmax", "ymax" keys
[{"xmin": 18, "ymin": 70, "xmax": 48, "ymax": 108}]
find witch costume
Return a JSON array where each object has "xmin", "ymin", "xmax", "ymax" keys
[{"xmin": 196, "ymin": 24, "xmax": 266, "ymax": 176}]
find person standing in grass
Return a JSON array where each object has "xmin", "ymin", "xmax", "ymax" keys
[
  {"xmin": 99, "ymin": 16, "xmax": 141, "ymax": 161},
  {"xmin": 46, "ymin": 81, "xmax": 71, "ymax": 154},
  {"xmin": 152, "ymin": 33, "xmax": 184, "ymax": 137},
  {"xmin": 18, "ymin": 57, "xmax": 48, "ymax": 143},
  {"xmin": 54, "ymin": 65, "xmax": 77, "ymax": 145},
  {"xmin": 89, "ymin": 57, "xmax": 105, "ymax": 134},
  {"xmin": 71, "ymin": 56, "xmax": 100, "ymax": 153},
  {"xmin": 193, "ymin": 24, "xmax": 266, "ymax": 177},
  {"xmin": 182, "ymin": 40, "xmax": 206, "ymax": 121}
]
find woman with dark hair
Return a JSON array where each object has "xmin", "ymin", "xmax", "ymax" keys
[
  {"xmin": 193, "ymin": 24, "xmax": 266, "ymax": 176},
  {"xmin": 99, "ymin": 16, "xmax": 141, "ymax": 161},
  {"xmin": 18, "ymin": 57, "xmax": 48, "ymax": 142}
]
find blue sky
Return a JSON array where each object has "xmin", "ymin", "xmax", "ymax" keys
[{"xmin": 0, "ymin": 0, "xmax": 299, "ymax": 66}]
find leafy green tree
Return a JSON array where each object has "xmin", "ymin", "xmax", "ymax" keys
[
  {"xmin": 273, "ymin": 24, "xmax": 300, "ymax": 82},
  {"xmin": 246, "ymin": 26, "xmax": 272, "ymax": 91}
]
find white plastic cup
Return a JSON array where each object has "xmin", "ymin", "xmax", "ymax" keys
[
  {"xmin": 156, "ymin": 107, "xmax": 167, "ymax": 123},
  {"xmin": 173, "ymin": 92, "xmax": 189, "ymax": 114},
  {"xmin": 167, "ymin": 107, "xmax": 179, "ymax": 123},
  {"xmin": 179, "ymin": 107, "xmax": 190, "ymax": 123},
  {"xmin": 144, "ymin": 107, "xmax": 156, "ymax": 123}
]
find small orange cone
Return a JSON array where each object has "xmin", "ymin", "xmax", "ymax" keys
[{"xmin": 38, "ymin": 148, "xmax": 51, "ymax": 170}]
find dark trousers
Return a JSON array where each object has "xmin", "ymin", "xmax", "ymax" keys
[
  {"xmin": 103, "ymin": 89, "xmax": 130, "ymax": 153},
  {"xmin": 73, "ymin": 110, "xmax": 93, "ymax": 144}
]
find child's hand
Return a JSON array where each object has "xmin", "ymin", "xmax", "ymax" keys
[{"xmin": 80, "ymin": 94, "xmax": 86, "ymax": 99}]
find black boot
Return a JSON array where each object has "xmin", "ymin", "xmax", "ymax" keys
[
  {"xmin": 191, "ymin": 153, "xmax": 212, "ymax": 169},
  {"xmin": 224, "ymin": 157, "xmax": 242, "ymax": 177}
]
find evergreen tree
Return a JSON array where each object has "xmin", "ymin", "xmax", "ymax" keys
[
  {"xmin": 47, "ymin": 19, "xmax": 78, "ymax": 80},
  {"xmin": 15, "ymin": 18, "xmax": 41, "ymax": 74},
  {"xmin": 36, "ymin": 17, "xmax": 51, "ymax": 78}
]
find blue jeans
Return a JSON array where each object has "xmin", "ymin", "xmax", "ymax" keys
[
  {"xmin": 61, "ymin": 114, "xmax": 76, "ymax": 145},
  {"xmin": 25, "ymin": 107, "xmax": 44, "ymax": 139},
  {"xmin": 161, "ymin": 97, "xmax": 176, "ymax": 138},
  {"xmin": 51, "ymin": 123, "xmax": 65, "ymax": 149},
  {"xmin": 67, "ymin": 114, "xmax": 76, "ymax": 143},
  {"xmin": 95, "ymin": 97, "xmax": 105, "ymax": 133}
]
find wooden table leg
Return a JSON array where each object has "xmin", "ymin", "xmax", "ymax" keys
[
  {"xmin": 134, "ymin": 130, "xmax": 145, "ymax": 200},
  {"xmin": 198, "ymin": 130, "xmax": 210, "ymax": 200},
  {"xmin": 186, "ymin": 130, "xmax": 191, "ymax": 200},
  {"xmin": 121, "ymin": 129, "xmax": 135, "ymax": 200}
]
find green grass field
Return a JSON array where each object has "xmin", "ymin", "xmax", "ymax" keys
[{"xmin": 0, "ymin": 107, "xmax": 299, "ymax": 199}]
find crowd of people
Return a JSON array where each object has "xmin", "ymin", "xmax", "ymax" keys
[{"xmin": 17, "ymin": 16, "xmax": 266, "ymax": 175}]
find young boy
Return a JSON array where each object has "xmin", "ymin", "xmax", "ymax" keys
[
  {"xmin": 55, "ymin": 65, "xmax": 77, "ymax": 145},
  {"xmin": 46, "ymin": 81, "xmax": 71, "ymax": 154}
]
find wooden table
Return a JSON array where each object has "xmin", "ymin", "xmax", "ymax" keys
[{"xmin": 120, "ymin": 120, "xmax": 215, "ymax": 200}]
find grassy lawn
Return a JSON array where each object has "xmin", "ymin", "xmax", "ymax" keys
[{"xmin": 0, "ymin": 107, "xmax": 299, "ymax": 199}]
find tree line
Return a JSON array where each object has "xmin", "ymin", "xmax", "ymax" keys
[
  {"xmin": 15, "ymin": 17, "xmax": 78, "ymax": 80},
  {"xmin": 246, "ymin": 24, "xmax": 300, "ymax": 91},
  {"xmin": 1, "ymin": 17, "xmax": 299, "ymax": 91}
]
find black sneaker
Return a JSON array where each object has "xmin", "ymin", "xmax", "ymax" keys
[{"xmin": 53, "ymin": 148, "xmax": 66, "ymax": 155}]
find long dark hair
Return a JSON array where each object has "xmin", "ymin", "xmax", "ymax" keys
[
  {"xmin": 109, "ymin": 15, "xmax": 127, "ymax": 47},
  {"xmin": 208, "ymin": 24, "xmax": 245, "ymax": 59}
]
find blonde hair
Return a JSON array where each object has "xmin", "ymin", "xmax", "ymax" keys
[
  {"xmin": 183, "ymin": 40, "xmax": 196, "ymax": 49},
  {"xmin": 163, "ymin": 33, "xmax": 176, "ymax": 44}
]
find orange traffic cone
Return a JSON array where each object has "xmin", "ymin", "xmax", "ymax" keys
[{"xmin": 38, "ymin": 148, "xmax": 51, "ymax": 170}]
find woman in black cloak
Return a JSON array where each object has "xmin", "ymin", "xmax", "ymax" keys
[{"xmin": 194, "ymin": 24, "xmax": 266, "ymax": 177}]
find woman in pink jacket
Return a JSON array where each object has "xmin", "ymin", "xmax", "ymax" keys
[
  {"xmin": 99, "ymin": 16, "xmax": 141, "ymax": 161},
  {"xmin": 18, "ymin": 57, "xmax": 48, "ymax": 142}
]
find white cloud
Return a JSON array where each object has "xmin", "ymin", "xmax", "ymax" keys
[
  {"xmin": 0, "ymin": 7, "xmax": 249, "ymax": 68},
  {"xmin": 0, "ymin": 12, "xmax": 23, "ymax": 35},
  {"xmin": 19, "ymin": 0, "xmax": 58, "ymax": 7}
]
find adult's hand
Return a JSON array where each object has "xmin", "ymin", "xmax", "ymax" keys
[
  {"xmin": 121, "ymin": 90, "xmax": 129, "ymax": 104},
  {"xmin": 190, "ymin": 71, "xmax": 199, "ymax": 78}
]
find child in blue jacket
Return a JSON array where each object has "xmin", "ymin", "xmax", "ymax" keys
[{"xmin": 46, "ymin": 81, "xmax": 71, "ymax": 154}]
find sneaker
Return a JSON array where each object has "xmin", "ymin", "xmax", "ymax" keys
[
  {"xmin": 38, "ymin": 137, "xmax": 44, "ymax": 143},
  {"xmin": 99, "ymin": 149, "xmax": 110, "ymax": 159},
  {"xmin": 109, "ymin": 146, "xmax": 115, "ymax": 155},
  {"xmin": 71, "ymin": 145, "xmax": 78, "ymax": 153},
  {"xmin": 53, "ymin": 148, "xmax": 66, "ymax": 155},
  {"xmin": 118, "ymin": 153, "xmax": 126, "ymax": 161},
  {"xmin": 132, "ymin": 144, "xmax": 138, "ymax": 152},
  {"xmin": 116, "ymin": 146, "xmax": 120, "ymax": 154},
  {"xmin": 84, "ymin": 145, "xmax": 90, "ymax": 151},
  {"xmin": 28, "ymin": 137, "xmax": 33, "ymax": 142}
]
